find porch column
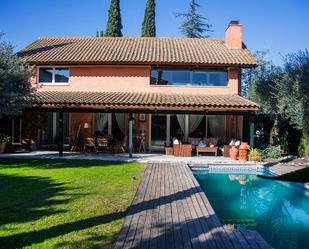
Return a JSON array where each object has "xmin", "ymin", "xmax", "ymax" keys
[
  {"xmin": 166, "ymin": 114, "xmax": 171, "ymax": 146},
  {"xmin": 52, "ymin": 112, "xmax": 57, "ymax": 143},
  {"xmin": 129, "ymin": 112, "xmax": 134, "ymax": 158},
  {"xmin": 58, "ymin": 110, "xmax": 64, "ymax": 157},
  {"xmin": 184, "ymin": 115, "xmax": 189, "ymax": 142},
  {"xmin": 108, "ymin": 113, "xmax": 112, "ymax": 136},
  {"xmin": 249, "ymin": 115, "xmax": 255, "ymax": 149}
]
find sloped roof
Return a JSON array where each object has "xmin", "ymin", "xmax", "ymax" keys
[
  {"xmin": 31, "ymin": 91, "xmax": 259, "ymax": 111},
  {"xmin": 19, "ymin": 37, "xmax": 256, "ymax": 67}
]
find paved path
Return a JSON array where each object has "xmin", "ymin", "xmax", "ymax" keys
[
  {"xmin": 114, "ymin": 163, "xmax": 272, "ymax": 249},
  {"xmin": 0, "ymin": 151, "xmax": 259, "ymax": 165}
]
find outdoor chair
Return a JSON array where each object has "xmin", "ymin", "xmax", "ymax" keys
[
  {"xmin": 113, "ymin": 136, "xmax": 127, "ymax": 153},
  {"xmin": 21, "ymin": 138, "xmax": 36, "ymax": 152},
  {"xmin": 96, "ymin": 137, "xmax": 110, "ymax": 153},
  {"xmin": 83, "ymin": 137, "xmax": 97, "ymax": 152},
  {"xmin": 63, "ymin": 137, "xmax": 71, "ymax": 151},
  {"xmin": 173, "ymin": 144, "xmax": 192, "ymax": 157}
]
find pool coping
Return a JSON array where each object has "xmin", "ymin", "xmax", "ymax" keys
[{"xmin": 189, "ymin": 163, "xmax": 309, "ymax": 191}]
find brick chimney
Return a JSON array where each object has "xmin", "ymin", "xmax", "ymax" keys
[{"xmin": 225, "ymin": 21, "xmax": 242, "ymax": 49}]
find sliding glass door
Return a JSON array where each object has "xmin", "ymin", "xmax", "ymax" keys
[{"xmin": 151, "ymin": 114, "xmax": 166, "ymax": 150}]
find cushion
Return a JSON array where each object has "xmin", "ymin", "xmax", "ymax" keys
[
  {"xmin": 229, "ymin": 139, "xmax": 236, "ymax": 146},
  {"xmin": 235, "ymin": 140, "xmax": 241, "ymax": 146},
  {"xmin": 173, "ymin": 138, "xmax": 180, "ymax": 145},
  {"xmin": 209, "ymin": 137, "xmax": 218, "ymax": 147},
  {"xmin": 197, "ymin": 140, "xmax": 207, "ymax": 147},
  {"xmin": 188, "ymin": 137, "xmax": 200, "ymax": 146}
]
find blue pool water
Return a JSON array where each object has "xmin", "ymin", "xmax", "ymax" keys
[{"xmin": 192, "ymin": 168, "xmax": 309, "ymax": 249}]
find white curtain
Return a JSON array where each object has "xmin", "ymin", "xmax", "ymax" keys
[
  {"xmin": 94, "ymin": 113, "xmax": 108, "ymax": 132},
  {"xmin": 115, "ymin": 113, "xmax": 126, "ymax": 135},
  {"xmin": 176, "ymin": 114, "xmax": 186, "ymax": 136},
  {"xmin": 208, "ymin": 115, "xmax": 225, "ymax": 138},
  {"xmin": 188, "ymin": 115, "xmax": 204, "ymax": 135}
]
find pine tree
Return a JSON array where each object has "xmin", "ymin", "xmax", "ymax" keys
[
  {"xmin": 141, "ymin": 0, "xmax": 156, "ymax": 37},
  {"xmin": 96, "ymin": 31, "xmax": 104, "ymax": 37},
  {"xmin": 105, "ymin": 0, "xmax": 123, "ymax": 37},
  {"xmin": 175, "ymin": 0, "xmax": 213, "ymax": 38}
]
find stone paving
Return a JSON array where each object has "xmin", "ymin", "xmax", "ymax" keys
[{"xmin": 0, "ymin": 150, "xmax": 261, "ymax": 165}]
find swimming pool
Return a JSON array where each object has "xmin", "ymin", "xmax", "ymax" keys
[{"xmin": 192, "ymin": 166, "xmax": 309, "ymax": 249}]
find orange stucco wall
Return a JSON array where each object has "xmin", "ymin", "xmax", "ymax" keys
[{"xmin": 33, "ymin": 66, "xmax": 240, "ymax": 95}]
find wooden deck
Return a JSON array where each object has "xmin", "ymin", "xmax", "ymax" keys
[
  {"xmin": 268, "ymin": 164, "xmax": 308, "ymax": 176},
  {"xmin": 114, "ymin": 163, "xmax": 272, "ymax": 249}
]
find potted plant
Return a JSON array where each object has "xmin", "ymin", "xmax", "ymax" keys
[
  {"xmin": 0, "ymin": 134, "xmax": 11, "ymax": 153},
  {"xmin": 229, "ymin": 146, "xmax": 239, "ymax": 160},
  {"xmin": 248, "ymin": 148, "xmax": 262, "ymax": 162}
]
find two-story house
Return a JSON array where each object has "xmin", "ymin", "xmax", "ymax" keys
[{"xmin": 11, "ymin": 21, "xmax": 258, "ymax": 157}]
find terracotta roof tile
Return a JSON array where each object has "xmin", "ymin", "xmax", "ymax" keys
[
  {"xmin": 31, "ymin": 91, "xmax": 259, "ymax": 111},
  {"xmin": 19, "ymin": 37, "xmax": 256, "ymax": 66}
]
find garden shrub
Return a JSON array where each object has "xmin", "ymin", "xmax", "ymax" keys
[
  {"xmin": 262, "ymin": 145, "xmax": 281, "ymax": 159},
  {"xmin": 298, "ymin": 135, "xmax": 309, "ymax": 158}
]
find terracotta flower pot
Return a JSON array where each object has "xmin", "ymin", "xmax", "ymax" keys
[
  {"xmin": 229, "ymin": 146, "xmax": 239, "ymax": 160},
  {"xmin": 239, "ymin": 142, "xmax": 250, "ymax": 161},
  {"xmin": 0, "ymin": 143, "xmax": 6, "ymax": 153},
  {"xmin": 249, "ymin": 156, "xmax": 261, "ymax": 162},
  {"xmin": 239, "ymin": 142, "xmax": 250, "ymax": 150}
]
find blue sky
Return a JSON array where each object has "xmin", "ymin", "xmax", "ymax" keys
[{"xmin": 1, "ymin": 0, "xmax": 308, "ymax": 65}]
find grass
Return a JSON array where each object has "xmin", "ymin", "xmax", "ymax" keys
[{"xmin": 0, "ymin": 158, "xmax": 143, "ymax": 249}]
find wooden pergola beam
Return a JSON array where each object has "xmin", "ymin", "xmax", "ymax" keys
[{"xmin": 25, "ymin": 107, "xmax": 258, "ymax": 116}]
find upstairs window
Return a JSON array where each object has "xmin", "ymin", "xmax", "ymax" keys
[
  {"xmin": 38, "ymin": 67, "xmax": 69, "ymax": 84},
  {"xmin": 151, "ymin": 69, "xmax": 228, "ymax": 87}
]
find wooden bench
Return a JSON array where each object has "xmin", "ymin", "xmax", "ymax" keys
[{"xmin": 196, "ymin": 146, "xmax": 218, "ymax": 156}]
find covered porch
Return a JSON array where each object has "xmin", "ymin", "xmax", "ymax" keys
[{"xmin": 7, "ymin": 91, "xmax": 259, "ymax": 158}]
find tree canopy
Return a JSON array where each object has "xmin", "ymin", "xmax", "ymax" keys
[
  {"xmin": 141, "ymin": 0, "xmax": 156, "ymax": 37},
  {"xmin": 245, "ymin": 50, "xmax": 309, "ymax": 156},
  {"xmin": 0, "ymin": 34, "xmax": 33, "ymax": 117},
  {"xmin": 175, "ymin": 0, "xmax": 213, "ymax": 38},
  {"xmin": 105, "ymin": 0, "xmax": 123, "ymax": 37}
]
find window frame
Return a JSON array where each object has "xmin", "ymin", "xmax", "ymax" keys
[
  {"xmin": 37, "ymin": 66, "xmax": 70, "ymax": 85},
  {"xmin": 150, "ymin": 68, "xmax": 229, "ymax": 88}
]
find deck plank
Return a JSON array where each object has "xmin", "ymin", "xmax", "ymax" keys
[
  {"xmin": 131, "ymin": 164, "xmax": 158, "ymax": 249},
  {"xmin": 114, "ymin": 165, "xmax": 152, "ymax": 249},
  {"xmin": 173, "ymin": 164, "xmax": 202, "ymax": 249},
  {"xmin": 140, "ymin": 164, "xmax": 160, "ymax": 249},
  {"xmin": 122, "ymin": 164, "xmax": 154, "ymax": 249},
  {"xmin": 114, "ymin": 163, "xmax": 271, "ymax": 249},
  {"xmin": 166, "ymin": 163, "xmax": 184, "ymax": 249},
  {"xmin": 149, "ymin": 165, "xmax": 162, "ymax": 249},
  {"xmin": 169, "ymin": 163, "xmax": 192, "ymax": 249}
]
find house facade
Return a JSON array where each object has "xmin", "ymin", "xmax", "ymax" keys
[{"xmin": 6, "ymin": 21, "xmax": 258, "ymax": 156}]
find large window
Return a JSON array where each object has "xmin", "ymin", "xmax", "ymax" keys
[
  {"xmin": 38, "ymin": 67, "xmax": 69, "ymax": 84},
  {"xmin": 151, "ymin": 69, "xmax": 228, "ymax": 86}
]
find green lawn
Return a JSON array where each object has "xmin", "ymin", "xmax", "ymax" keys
[{"xmin": 0, "ymin": 158, "xmax": 143, "ymax": 249}]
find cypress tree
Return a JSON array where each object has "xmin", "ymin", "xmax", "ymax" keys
[
  {"xmin": 96, "ymin": 31, "xmax": 99, "ymax": 37},
  {"xmin": 100, "ymin": 30, "xmax": 104, "ymax": 37},
  {"xmin": 105, "ymin": 0, "xmax": 123, "ymax": 37},
  {"xmin": 141, "ymin": 0, "xmax": 156, "ymax": 37},
  {"xmin": 175, "ymin": 0, "xmax": 213, "ymax": 38}
]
